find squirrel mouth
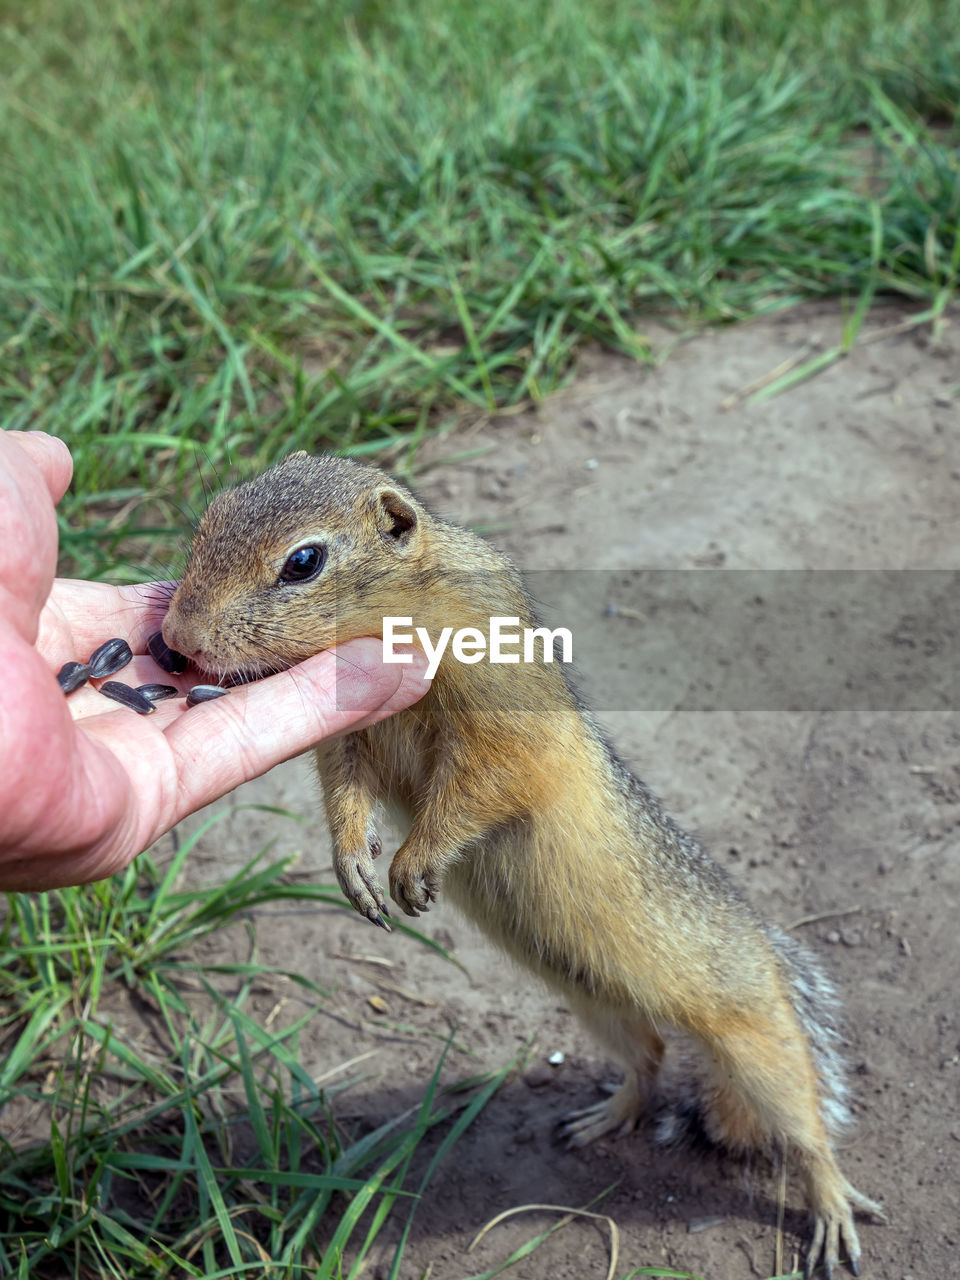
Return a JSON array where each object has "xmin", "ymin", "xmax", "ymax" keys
[
  {"xmin": 220, "ymin": 660, "xmax": 292, "ymax": 686},
  {"xmin": 186, "ymin": 657, "xmax": 291, "ymax": 688},
  {"xmin": 193, "ymin": 647, "xmax": 322, "ymax": 687}
]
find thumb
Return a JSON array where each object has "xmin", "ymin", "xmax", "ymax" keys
[{"xmin": 5, "ymin": 431, "xmax": 74, "ymax": 504}]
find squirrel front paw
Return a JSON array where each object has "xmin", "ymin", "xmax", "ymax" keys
[
  {"xmin": 335, "ymin": 844, "xmax": 390, "ymax": 929},
  {"xmin": 389, "ymin": 855, "xmax": 440, "ymax": 918}
]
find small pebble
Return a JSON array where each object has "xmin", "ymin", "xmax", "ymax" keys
[
  {"xmin": 136, "ymin": 683, "xmax": 179, "ymax": 702},
  {"xmin": 57, "ymin": 661, "xmax": 91, "ymax": 694},
  {"xmin": 100, "ymin": 682, "xmax": 156, "ymax": 715},
  {"xmin": 87, "ymin": 637, "xmax": 133, "ymax": 679},
  {"xmin": 548, "ymin": 1051, "xmax": 565, "ymax": 1065},
  {"xmin": 148, "ymin": 630, "xmax": 187, "ymax": 675},
  {"xmin": 186, "ymin": 684, "xmax": 230, "ymax": 707}
]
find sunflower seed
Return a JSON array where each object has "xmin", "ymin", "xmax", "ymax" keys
[
  {"xmin": 148, "ymin": 630, "xmax": 187, "ymax": 674},
  {"xmin": 136, "ymin": 683, "xmax": 179, "ymax": 702},
  {"xmin": 87, "ymin": 637, "xmax": 133, "ymax": 679},
  {"xmin": 100, "ymin": 681, "xmax": 156, "ymax": 714},
  {"xmin": 186, "ymin": 684, "xmax": 230, "ymax": 706},
  {"xmin": 57, "ymin": 661, "xmax": 91, "ymax": 694}
]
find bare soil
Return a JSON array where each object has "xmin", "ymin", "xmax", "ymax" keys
[{"xmin": 175, "ymin": 302, "xmax": 960, "ymax": 1280}]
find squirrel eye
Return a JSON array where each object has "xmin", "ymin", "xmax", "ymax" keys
[{"xmin": 279, "ymin": 544, "xmax": 325, "ymax": 583}]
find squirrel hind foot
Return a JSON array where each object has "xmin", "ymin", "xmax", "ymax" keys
[
  {"xmin": 557, "ymin": 1075, "xmax": 648, "ymax": 1148},
  {"xmin": 803, "ymin": 1156, "xmax": 886, "ymax": 1279},
  {"xmin": 805, "ymin": 1179, "xmax": 886, "ymax": 1279},
  {"xmin": 805, "ymin": 1198, "xmax": 874, "ymax": 1280},
  {"xmin": 805, "ymin": 1210, "xmax": 857, "ymax": 1280},
  {"xmin": 652, "ymin": 1096, "xmax": 719, "ymax": 1154}
]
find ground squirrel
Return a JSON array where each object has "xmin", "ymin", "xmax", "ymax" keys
[{"xmin": 162, "ymin": 451, "xmax": 883, "ymax": 1279}]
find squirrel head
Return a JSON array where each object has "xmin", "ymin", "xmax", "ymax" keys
[{"xmin": 162, "ymin": 452, "xmax": 424, "ymax": 680}]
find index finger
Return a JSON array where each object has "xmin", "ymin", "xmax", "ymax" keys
[{"xmin": 160, "ymin": 639, "xmax": 431, "ymax": 823}]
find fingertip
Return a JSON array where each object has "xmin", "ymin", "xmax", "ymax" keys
[
  {"xmin": 5, "ymin": 431, "xmax": 74, "ymax": 503},
  {"xmin": 323, "ymin": 638, "xmax": 432, "ymax": 730},
  {"xmin": 396, "ymin": 652, "xmax": 433, "ymax": 702},
  {"xmin": 323, "ymin": 636, "xmax": 432, "ymax": 717},
  {"xmin": 318, "ymin": 636, "xmax": 405, "ymax": 713}
]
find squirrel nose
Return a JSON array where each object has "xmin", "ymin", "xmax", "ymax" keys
[
  {"xmin": 160, "ymin": 625, "xmax": 217, "ymax": 676},
  {"xmin": 161, "ymin": 598, "xmax": 204, "ymax": 664}
]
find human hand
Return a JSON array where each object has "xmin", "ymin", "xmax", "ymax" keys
[{"xmin": 0, "ymin": 431, "xmax": 430, "ymax": 892}]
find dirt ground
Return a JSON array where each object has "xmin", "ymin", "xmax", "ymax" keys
[{"xmin": 174, "ymin": 302, "xmax": 960, "ymax": 1279}]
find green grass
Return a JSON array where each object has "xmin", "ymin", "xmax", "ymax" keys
[
  {"xmin": 1, "ymin": 0, "xmax": 959, "ymax": 575},
  {"xmin": 1, "ymin": 2, "xmax": 957, "ymax": 1273},
  {"xmin": 0, "ymin": 814, "xmax": 516, "ymax": 1278}
]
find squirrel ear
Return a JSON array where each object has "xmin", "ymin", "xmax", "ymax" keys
[{"xmin": 376, "ymin": 488, "xmax": 419, "ymax": 546}]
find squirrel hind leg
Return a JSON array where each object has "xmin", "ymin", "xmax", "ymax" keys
[
  {"xmin": 687, "ymin": 1018, "xmax": 883, "ymax": 1278},
  {"xmin": 557, "ymin": 1006, "xmax": 664, "ymax": 1148}
]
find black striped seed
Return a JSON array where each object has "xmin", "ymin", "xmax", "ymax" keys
[
  {"xmin": 185, "ymin": 685, "xmax": 230, "ymax": 707},
  {"xmin": 57, "ymin": 661, "xmax": 91, "ymax": 694},
  {"xmin": 87, "ymin": 638, "xmax": 134, "ymax": 679},
  {"xmin": 100, "ymin": 681, "xmax": 156, "ymax": 715},
  {"xmin": 148, "ymin": 630, "xmax": 187, "ymax": 674},
  {"xmin": 136, "ymin": 683, "xmax": 179, "ymax": 702}
]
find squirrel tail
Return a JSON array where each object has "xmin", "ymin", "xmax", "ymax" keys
[
  {"xmin": 655, "ymin": 929, "xmax": 851, "ymax": 1149},
  {"xmin": 764, "ymin": 927, "xmax": 851, "ymax": 1136}
]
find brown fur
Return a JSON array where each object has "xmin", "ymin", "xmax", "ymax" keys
[{"xmin": 163, "ymin": 452, "xmax": 883, "ymax": 1278}]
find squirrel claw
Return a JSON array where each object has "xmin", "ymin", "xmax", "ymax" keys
[
  {"xmin": 372, "ymin": 912, "xmax": 391, "ymax": 931},
  {"xmin": 335, "ymin": 849, "xmax": 389, "ymax": 927},
  {"xmin": 389, "ymin": 862, "xmax": 439, "ymax": 917},
  {"xmin": 805, "ymin": 1201, "xmax": 868, "ymax": 1280},
  {"xmin": 558, "ymin": 1085, "xmax": 643, "ymax": 1148},
  {"xmin": 394, "ymin": 894, "xmax": 421, "ymax": 919},
  {"xmin": 802, "ymin": 1177, "xmax": 880, "ymax": 1280}
]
